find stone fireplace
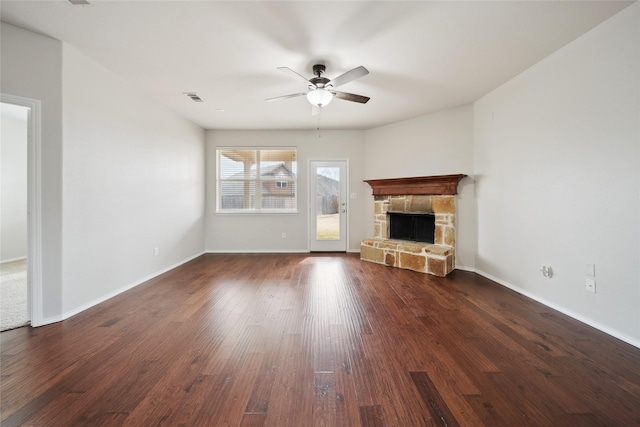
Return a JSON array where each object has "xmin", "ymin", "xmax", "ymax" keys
[{"xmin": 360, "ymin": 174, "xmax": 466, "ymax": 277}]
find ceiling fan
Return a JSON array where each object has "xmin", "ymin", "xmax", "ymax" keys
[{"xmin": 266, "ymin": 64, "xmax": 370, "ymax": 108}]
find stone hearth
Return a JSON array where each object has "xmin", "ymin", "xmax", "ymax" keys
[{"xmin": 360, "ymin": 175, "xmax": 465, "ymax": 277}]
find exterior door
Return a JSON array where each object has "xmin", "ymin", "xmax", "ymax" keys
[{"xmin": 309, "ymin": 160, "xmax": 348, "ymax": 252}]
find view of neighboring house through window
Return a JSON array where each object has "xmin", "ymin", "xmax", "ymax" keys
[{"xmin": 216, "ymin": 148, "xmax": 297, "ymax": 212}]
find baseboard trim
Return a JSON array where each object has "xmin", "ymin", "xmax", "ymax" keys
[
  {"xmin": 473, "ymin": 268, "xmax": 640, "ymax": 350},
  {"xmin": 43, "ymin": 252, "xmax": 206, "ymax": 326},
  {"xmin": 207, "ymin": 249, "xmax": 363, "ymax": 254},
  {"xmin": 206, "ymin": 249, "xmax": 310, "ymax": 254}
]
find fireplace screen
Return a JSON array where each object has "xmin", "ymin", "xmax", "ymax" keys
[{"xmin": 388, "ymin": 212, "xmax": 435, "ymax": 243}]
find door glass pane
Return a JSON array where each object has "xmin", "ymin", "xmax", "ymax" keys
[{"xmin": 315, "ymin": 167, "xmax": 340, "ymax": 240}]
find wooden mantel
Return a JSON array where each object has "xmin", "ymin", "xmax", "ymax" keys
[{"xmin": 364, "ymin": 174, "xmax": 467, "ymax": 196}]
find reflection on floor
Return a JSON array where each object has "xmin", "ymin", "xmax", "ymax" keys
[{"xmin": 1, "ymin": 259, "xmax": 29, "ymax": 331}]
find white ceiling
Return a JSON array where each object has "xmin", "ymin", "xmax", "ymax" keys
[{"xmin": 0, "ymin": 1, "xmax": 633, "ymax": 130}]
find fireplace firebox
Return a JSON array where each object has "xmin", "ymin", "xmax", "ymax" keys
[{"xmin": 388, "ymin": 212, "xmax": 435, "ymax": 243}]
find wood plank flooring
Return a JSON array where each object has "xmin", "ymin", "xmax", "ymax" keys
[{"xmin": 2, "ymin": 253, "xmax": 640, "ymax": 426}]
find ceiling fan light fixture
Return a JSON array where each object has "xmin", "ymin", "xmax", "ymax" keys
[{"xmin": 306, "ymin": 89, "xmax": 334, "ymax": 107}]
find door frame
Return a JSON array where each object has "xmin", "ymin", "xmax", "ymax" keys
[
  {"xmin": 308, "ymin": 159, "xmax": 349, "ymax": 252},
  {"xmin": 2, "ymin": 93, "xmax": 43, "ymax": 327}
]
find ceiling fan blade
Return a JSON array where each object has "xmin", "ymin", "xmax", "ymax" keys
[
  {"xmin": 327, "ymin": 66, "xmax": 369, "ymax": 89},
  {"xmin": 265, "ymin": 93, "xmax": 307, "ymax": 102},
  {"xmin": 333, "ymin": 91, "xmax": 370, "ymax": 104},
  {"xmin": 277, "ymin": 67, "xmax": 315, "ymax": 88}
]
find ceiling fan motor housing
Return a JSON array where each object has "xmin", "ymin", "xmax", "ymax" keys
[{"xmin": 310, "ymin": 77, "xmax": 330, "ymax": 89}]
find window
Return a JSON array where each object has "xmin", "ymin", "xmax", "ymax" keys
[{"xmin": 216, "ymin": 148, "xmax": 297, "ymax": 213}]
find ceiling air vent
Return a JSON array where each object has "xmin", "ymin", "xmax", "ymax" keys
[
  {"xmin": 68, "ymin": 0, "xmax": 91, "ymax": 5},
  {"xmin": 183, "ymin": 92, "xmax": 204, "ymax": 102}
]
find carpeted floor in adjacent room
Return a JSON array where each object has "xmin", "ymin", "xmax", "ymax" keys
[{"xmin": 1, "ymin": 259, "xmax": 29, "ymax": 331}]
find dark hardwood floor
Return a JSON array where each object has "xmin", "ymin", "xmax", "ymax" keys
[{"xmin": 2, "ymin": 253, "xmax": 640, "ymax": 426}]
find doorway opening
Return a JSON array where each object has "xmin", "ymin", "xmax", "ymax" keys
[
  {"xmin": 1, "ymin": 94, "xmax": 43, "ymax": 329},
  {"xmin": 1, "ymin": 102, "xmax": 30, "ymax": 330}
]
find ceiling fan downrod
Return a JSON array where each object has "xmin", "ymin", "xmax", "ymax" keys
[{"xmin": 312, "ymin": 64, "xmax": 326, "ymax": 77}]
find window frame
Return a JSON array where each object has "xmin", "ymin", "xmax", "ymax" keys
[{"xmin": 216, "ymin": 147, "xmax": 298, "ymax": 214}]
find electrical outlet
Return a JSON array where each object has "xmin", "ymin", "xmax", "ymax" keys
[
  {"xmin": 540, "ymin": 265, "xmax": 553, "ymax": 278},
  {"xmin": 281, "ymin": 232, "xmax": 286, "ymax": 239},
  {"xmin": 586, "ymin": 277, "xmax": 596, "ymax": 293},
  {"xmin": 153, "ymin": 247, "xmax": 159, "ymax": 256}
]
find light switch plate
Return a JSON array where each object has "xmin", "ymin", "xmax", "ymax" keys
[{"xmin": 586, "ymin": 277, "xmax": 596, "ymax": 293}]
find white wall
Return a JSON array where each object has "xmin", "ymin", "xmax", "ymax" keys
[
  {"xmin": 61, "ymin": 45, "xmax": 206, "ymax": 314},
  {"xmin": 1, "ymin": 23, "xmax": 64, "ymax": 320},
  {"xmin": 0, "ymin": 106, "xmax": 28, "ymax": 262},
  {"xmin": 363, "ymin": 105, "xmax": 476, "ymax": 269},
  {"xmin": 206, "ymin": 130, "xmax": 366, "ymax": 252},
  {"xmin": 473, "ymin": 3, "xmax": 640, "ymax": 344}
]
